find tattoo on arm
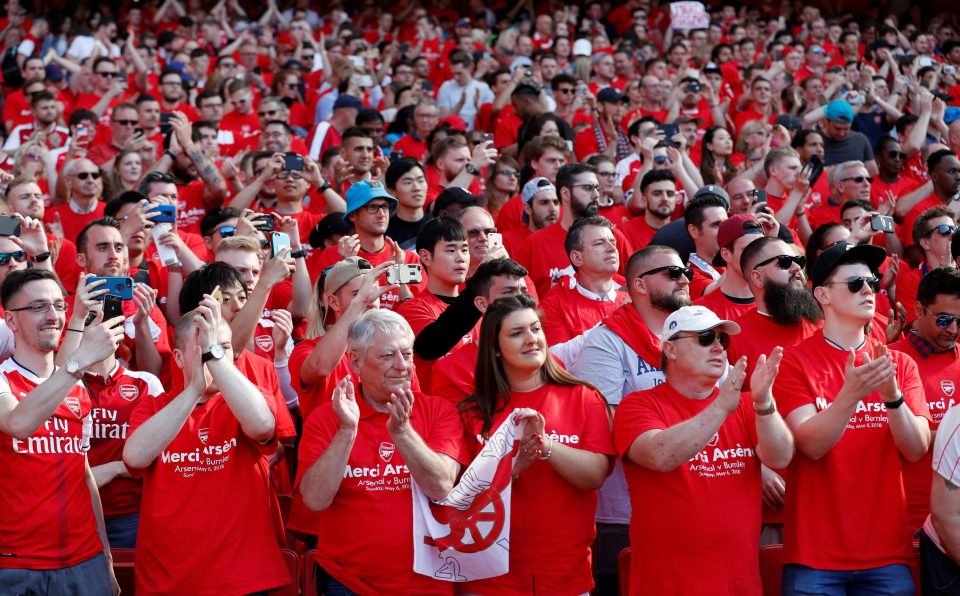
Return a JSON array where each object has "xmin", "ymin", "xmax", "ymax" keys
[{"xmin": 186, "ymin": 146, "xmax": 226, "ymax": 189}]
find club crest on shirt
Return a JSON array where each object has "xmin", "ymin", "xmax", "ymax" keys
[
  {"xmin": 379, "ymin": 441, "xmax": 396, "ymax": 462},
  {"xmin": 943, "ymin": 380, "xmax": 956, "ymax": 397},
  {"xmin": 118, "ymin": 384, "xmax": 139, "ymax": 401},
  {"xmin": 198, "ymin": 428, "xmax": 209, "ymax": 444},
  {"xmin": 707, "ymin": 433, "xmax": 719, "ymax": 447},
  {"xmin": 64, "ymin": 396, "xmax": 82, "ymax": 419},
  {"xmin": 255, "ymin": 335, "xmax": 274, "ymax": 352}
]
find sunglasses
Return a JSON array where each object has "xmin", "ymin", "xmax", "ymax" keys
[
  {"xmin": 753, "ymin": 254, "xmax": 806, "ymax": 271},
  {"xmin": 217, "ymin": 225, "xmax": 236, "ymax": 237},
  {"xmin": 466, "ymin": 227, "xmax": 497, "ymax": 239},
  {"xmin": 823, "ymin": 275, "xmax": 881, "ymax": 293},
  {"xmin": 924, "ymin": 306, "xmax": 960, "ymax": 328},
  {"xmin": 75, "ymin": 171, "xmax": 102, "ymax": 180},
  {"xmin": 639, "ymin": 265, "xmax": 694, "ymax": 281},
  {"xmin": 0, "ymin": 250, "xmax": 27, "ymax": 265},
  {"xmin": 113, "ymin": 119, "xmax": 138, "ymax": 126},
  {"xmin": 557, "ymin": 88, "xmax": 576, "ymax": 94},
  {"xmin": 498, "ymin": 169, "xmax": 519, "ymax": 177},
  {"xmin": 258, "ymin": 109, "xmax": 280, "ymax": 118},
  {"xmin": 841, "ymin": 175, "xmax": 873, "ymax": 184},
  {"xmin": 887, "ymin": 150, "xmax": 907, "ymax": 160},
  {"xmin": 671, "ymin": 329, "xmax": 731, "ymax": 349},
  {"xmin": 96, "ymin": 71, "xmax": 119, "ymax": 77},
  {"xmin": 923, "ymin": 224, "xmax": 959, "ymax": 238}
]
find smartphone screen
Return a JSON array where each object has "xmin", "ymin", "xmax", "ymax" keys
[
  {"xmin": 0, "ymin": 216, "xmax": 21, "ymax": 237},
  {"xmin": 271, "ymin": 232, "xmax": 291, "ymax": 258}
]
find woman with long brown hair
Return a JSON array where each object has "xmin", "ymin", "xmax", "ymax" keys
[
  {"xmin": 458, "ymin": 294, "xmax": 614, "ymax": 595},
  {"xmin": 699, "ymin": 125, "xmax": 736, "ymax": 185}
]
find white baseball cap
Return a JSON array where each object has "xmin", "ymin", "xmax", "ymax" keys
[
  {"xmin": 572, "ymin": 39, "xmax": 593, "ymax": 57},
  {"xmin": 659, "ymin": 305, "xmax": 741, "ymax": 342}
]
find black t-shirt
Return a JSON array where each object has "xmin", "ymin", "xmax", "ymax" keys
[
  {"xmin": 822, "ymin": 129, "xmax": 874, "ymax": 166},
  {"xmin": 386, "ymin": 213, "xmax": 434, "ymax": 250}
]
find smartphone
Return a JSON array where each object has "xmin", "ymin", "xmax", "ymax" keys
[
  {"xmin": 0, "ymin": 215, "xmax": 20, "ymax": 237},
  {"xmin": 282, "ymin": 153, "xmax": 304, "ymax": 172},
  {"xmin": 149, "ymin": 204, "xmax": 176, "ymax": 224},
  {"xmin": 807, "ymin": 154, "xmax": 824, "ymax": 187},
  {"xmin": 388, "ymin": 150, "xmax": 404, "ymax": 162},
  {"xmin": 946, "ymin": 65, "xmax": 957, "ymax": 76},
  {"xmin": 159, "ymin": 112, "xmax": 172, "ymax": 137},
  {"xmin": 658, "ymin": 123, "xmax": 680, "ymax": 147},
  {"xmin": 88, "ymin": 276, "xmax": 134, "ymax": 300},
  {"xmin": 151, "ymin": 223, "xmax": 180, "ymax": 266},
  {"xmin": 751, "ymin": 188, "xmax": 768, "ymax": 204},
  {"xmin": 103, "ymin": 294, "xmax": 124, "ymax": 321},
  {"xmin": 487, "ymin": 232, "xmax": 502, "ymax": 250},
  {"xmin": 918, "ymin": 56, "xmax": 934, "ymax": 68},
  {"xmin": 359, "ymin": 74, "xmax": 374, "ymax": 88},
  {"xmin": 253, "ymin": 213, "xmax": 275, "ymax": 232},
  {"xmin": 481, "ymin": 132, "xmax": 494, "ymax": 144},
  {"xmin": 420, "ymin": 81, "xmax": 433, "ymax": 92},
  {"xmin": 75, "ymin": 124, "xmax": 89, "ymax": 139},
  {"xmin": 270, "ymin": 231, "xmax": 291, "ymax": 258},
  {"xmin": 871, "ymin": 214, "xmax": 895, "ymax": 233},
  {"xmin": 386, "ymin": 264, "xmax": 423, "ymax": 285},
  {"xmin": 684, "ymin": 83, "xmax": 702, "ymax": 93}
]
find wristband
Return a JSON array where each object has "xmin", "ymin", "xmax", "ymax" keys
[
  {"xmin": 66, "ymin": 327, "xmax": 84, "ymax": 333},
  {"xmin": 274, "ymin": 359, "xmax": 289, "ymax": 368},
  {"xmin": 30, "ymin": 252, "xmax": 51, "ymax": 263},
  {"xmin": 290, "ymin": 248, "xmax": 308, "ymax": 259},
  {"xmin": 318, "ymin": 181, "xmax": 332, "ymax": 193},
  {"xmin": 884, "ymin": 393, "xmax": 905, "ymax": 410}
]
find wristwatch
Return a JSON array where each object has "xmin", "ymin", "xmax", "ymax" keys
[
  {"xmin": 65, "ymin": 361, "xmax": 84, "ymax": 379},
  {"xmin": 754, "ymin": 399, "xmax": 778, "ymax": 416},
  {"xmin": 317, "ymin": 180, "xmax": 332, "ymax": 193},
  {"xmin": 464, "ymin": 163, "xmax": 480, "ymax": 176},
  {"xmin": 201, "ymin": 344, "xmax": 226, "ymax": 363},
  {"xmin": 884, "ymin": 392, "xmax": 905, "ymax": 410},
  {"xmin": 289, "ymin": 248, "xmax": 308, "ymax": 259},
  {"xmin": 30, "ymin": 252, "xmax": 51, "ymax": 263}
]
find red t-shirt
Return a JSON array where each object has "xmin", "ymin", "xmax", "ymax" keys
[
  {"xmin": 176, "ymin": 179, "xmax": 213, "ymax": 235},
  {"xmin": 493, "ymin": 195, "xmax": 525, "ymax": 233},
  {"xmin": 686, "ymin": 261, "xmax": 723, "ymax": 298},
  {"xmin": 85, "ymin": 365, "xmax": 165, "ymax": 519},
  {"xmin": 539, "ymin": 283, "xmax": 628, "ymax": 346},
  {"xmin": 618, "ymin": 216, "xmax": 659, "ymax": 255},
  {"xmin": 220, "ymin": 110, "xmax": 261, "ymax": 154},
  {"xmin": 44, "ymin": 201, "xmax": 106, "ymax": 245},
  {"xmin": 870, "ymin": 175, "xmax": 920, "ymax": 209},
  {"xmin": 896, "ymin": 266, "xmax": 923, "ymax": 326},
  {"xmin": 460, "ymin": 383, "xmax": 614, "ymax": 595},
  {"xmin": 728, "ymin": 308, "xmax": 820, "ymax": 378},
  {"xmin": 774, "ymin": 331, "xmax": 929, "ymax": 570},
  {"xmin": 308, "ymin": 243, "xmax": 427, "ymax": 311},
  {"xmin": 431, "ymin": 341, "xmax": 478, "ymax": 407},
  {"xmin": 493, "ymin": 108, "xmax": 524, "ymax": 149},
  {"xmin": 262, "ymin": 207, "xmax": 324, "ymax": 245},
  {"xmin": 391, "ymin": 133, "xmax": 428, "ymax": 162},
  {"xmin": 128, "ymin": 387, "xmax": 291, "ymax": 594},
  {"xmin": 296, "ymin": 388, "xmax": 466, "ymax": 595},
  {"xmin": 890, "ymin": 336, "xmax": 960, "ymax": 530},
  {"xmin": 501, "ymin": 226, "xmax": 531, "ymax": 256},
  {"xmin": 0, "ymin": 359, "xmax": 103, "ymax": 569},
  {"xmin": 289, "ymin": 340, "xmax": 350, "ymax": 421},
  {"xmin": 613, "ymin": 381, "xmax": 762, "ymax": 594},
  {"xmin": 395, "ymin": 292, "xmax": 478, "ymax": 393},
  {"xmin": 694, "ymin": 290, "xmax": 756, "ymax": 323},
  {"xmin": 903, "ymin": 193, "xmax": 945, "ymax": 248}
]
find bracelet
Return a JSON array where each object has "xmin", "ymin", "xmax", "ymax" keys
[
  {"xmin": 30, "ymin": 251, "xmax": 51, "ymax": 263},
  {"xmin": 274, "ymin": 359, "xmax": 289, "ymax": 368},
  {"xmin": 66, "ymin": 327, "xmax": 84, "ymax": 333},
  {"xmin": 537, "ymin": 436, "xmax": 554, "ymax": 461},
  {"xmin": 795, "ymin": 210, "xmax": 807, "ymax": 217},
  {"xmin": 164, "ymin": 150, "xmax": 176, "ymax": 161},
  {"xmin": 318, "ymin": 181, "xmax": 332, "ymax": 193}
]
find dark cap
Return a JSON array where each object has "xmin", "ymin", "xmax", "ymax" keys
[
  {"xmin": 597, "ymin": 87, "xmax": 627, "ymax": 103},
  {"xmin": 432, "ymin": 187, "xmax": 481, "ymax": 215},
  {"xmin": 810, "ymin": 242, "xmax": 887, "ymax": 288},
  {"xmin": 309, "ymin": 211, "xmax": 353, "ymax": 249},
  {"xmin": 333, "ymin": 94, "xmax": 363, "ymax": 111},
  {"xmin": 693, "ymin": 184, "xmax": 730, "ymax": 209},
  {"xmin": 774, "ymin": 114, "xmax": 803, "ymax": 131},
  {"xmin": 717, "ymin": 214, "xmax": 763, "ymax": 249}
]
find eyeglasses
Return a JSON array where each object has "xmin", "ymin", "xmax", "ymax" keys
[
  {"xmin": 96, "ymin": 71, "xmax": 119, "ymax": 77},
  {"xmin": 0, "ymin": 250, "xmax": 27, "ymax": 265},
  {"xmin": 113, "ymin": 119, "xmax": 138, "ymax": 126},
  {"xmin": 230, "ymin": 97, "xmax": 252, "ymax": 104},
  {"xmin": 200, "ymin": 102, "xmax": 223, "ymax": 109},
  {"xmin": 670, "ymin": 329, "xmax": 731, "ymax": 349},
  {"xmin": 498, "ymin": 169, "xmax": 519, "ymax": 177},
  {"xmin": 75, "ymin": 171, "xmax": 102, "ymax": 180},
  {"xmin": 638, "ymin": 265, "xmax": 694, "ymax": 281},
  {"xmin": 8, "ymin": 300, "xmax": 68, "ymax": 313},
  {"xmin": 362, "ymin": 202, "xmax": 392, "ymax": 214},
  {"xmin": 220, "ymin": 62, "xmax": 238, "ymax": 68},
  {"xmin": 571, "ymin": 183, "xmax": 602, "ymax": 194},
  {"xmin": 841, "ymin": 175, "xmax": 873, "ymax": 184},
  {"xmin": 753, "ymin": 254, "xmax": 806, "ymax": 271},
  {"xmin": 276, "ymin": 170, "xmax": 304, "ymax": 180},
  {"xmin": 887, "ymin": 150, "xmax": 907, "ymax": 160},
  {"xmin": 258, "ymin": 109, "xmax": 280, "ymax": 118},
  {"xmin": 217, "ymin": 225, "xmax": 236, "ymax": 237},
  {"xmin": 922, "ymin": 224, "xmax": 959, "ymax": 238},
  {"xmin": 597, "ymin": 171, "xmax": 616, "ymax": 179},
  {"xmin": 822, "ymin": 275, "xmax": 881, "ymax": 293},
  {"xmin": 467, "ymin": 227, "xmax": 497, "ymax": 239},
  {"xmin": 557, "ymin": 88, "xmax": 576, "ymax": 94},
  {"xmin": 923, "ymin": 306, "xmax": 960, "ymax": 329}
]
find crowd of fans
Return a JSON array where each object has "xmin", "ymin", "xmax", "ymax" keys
[{"xmin": 4, "ymin": 0, "xmax": 960, "ymax": 594}]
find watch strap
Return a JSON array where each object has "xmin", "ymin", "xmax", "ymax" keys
[
  {"xmin": 884, "ymin": 393, "xmax": 905, "ymax": 410},
  {"xmin": 30, "ymin": 252, "xmax": 51, "ymax": 263},
  {"xmin": 753, "ymin": 399, "xmax": 778, "ymax": 416},
  {"xmin": 290, "ymin": 248, "xmax": 308, "ymax": 259}
]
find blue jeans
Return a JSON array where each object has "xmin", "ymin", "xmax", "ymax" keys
[
  {"xmin": 0, "ymin": 551, "xmax": 111, "ymax": 596},
  {"xmin": 783, "ymin": 563, "xmax": 915, "ymax": 595},
  {"xmin": 105, "ymin": 513, "xmax": 139, "ymax": 549},
  {"xmin": 323, "ymin": 576, "xmax": 359, "ymax": 596}
]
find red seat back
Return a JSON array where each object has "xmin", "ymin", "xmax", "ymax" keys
[
  {"xmin": 759, "ymin": 544, "xmax": 783, "ymax": 596},
  {"xmin": 618, "ymin": 547, "xmax": 631, "ymax": 596}
]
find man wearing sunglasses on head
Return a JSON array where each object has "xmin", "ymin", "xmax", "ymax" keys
[
  {"xmin": 774, "ymin": 242, "xmax": 931, "ymax": 595},
  {"xmin": 897, "ymin": 207, "xmax": 958, "ymax": 328},
  {"xmin": 890, "ymin": 269, "xmax": 960, "ymax": 540},
  {"xmin": 613, "ymin": 304, "xmax": 794, "ymax": 594}
]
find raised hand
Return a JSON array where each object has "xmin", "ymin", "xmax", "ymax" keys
[
  {"xmin": 386, "ymin": 383, "xmax": 415, "ymax": 435},
  {"xmin": 750, "ymin": 347, "xmax": 783, "ymax": 403},
  {"xmin": 332, "ymin": 375, "xmax": 360, "ymax": 431},
  {"xmin": 717, "ymin": 356, "xmax": 748, "ymax": 414}
]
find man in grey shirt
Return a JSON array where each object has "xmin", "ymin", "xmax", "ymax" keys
[
  {"xmin": 570, "ymin": 245, "xmax": 692, "ymax": 595},
  {"xmin": 820, "ymin": 99, "xmax": 877, "ymax": 174}
]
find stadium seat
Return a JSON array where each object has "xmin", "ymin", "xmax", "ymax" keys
[
  {"xmin": 301, "ymin": 549, "xmax": 321, "ymax": 596},
  {"xmin": 271, "ymin": 548, "xmax": 299, "ymax": 596},
  {"xmin": 618, "ymin": 547, "xmax": 631, "ymax": 596},
  {"xmin": 759, "ymin": 544, "xmax": 783, "ymax": 596},
  {"xmin": 111, "ymin": 547, "xmax": 136, "ymax": 595},
  {"xmin": 277, "ymin": 494, "xmax": 293, "ymax": 524}
]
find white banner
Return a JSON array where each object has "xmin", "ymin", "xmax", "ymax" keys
[
  {"xmin": 670, "ymin": 1, "xmax": 710, "ymax": 30},
  {"xmin": 412, "ymin": 410, "xmax": 526, "ymax": 582}
]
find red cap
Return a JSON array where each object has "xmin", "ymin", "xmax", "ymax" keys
[
  {"xmin": 717, "ymin": 213, "xmax": 762, "ymax": 249},
  {"xmin": 440, "ymin": 115, "xmax": 468, "ymax": 131}
]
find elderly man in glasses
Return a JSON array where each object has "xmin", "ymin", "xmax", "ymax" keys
[
  {"xmin": 44, "ymin": 158, "xmax": 107, "ymax": 242},
  {"xmin": 613, "ymin": 304, "xmax": 793, "ymax": 594},
  {"xmin": 774, "ymin": 242, "xmax": 930, "ymax": 595}
]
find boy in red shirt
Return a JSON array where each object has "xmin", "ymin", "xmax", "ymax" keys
[
  {"xmin": 775, "ymin": 242, "xmax": 931, "ymax": 594},
  {"xmin": 614, "ymin": 305, "xmax": 793, "ymax": 594},
  {"xmin": 124, "ymin": 293, "xmax": 291, "ymax": 595},
  {"xmin": 0, "ymin": 269, "xmax": 124, "ymax": 594}
]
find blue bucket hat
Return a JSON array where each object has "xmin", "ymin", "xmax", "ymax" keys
[{"xmin": 343, "ymin": 180, "xmax": 398, "ymax": 221}]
